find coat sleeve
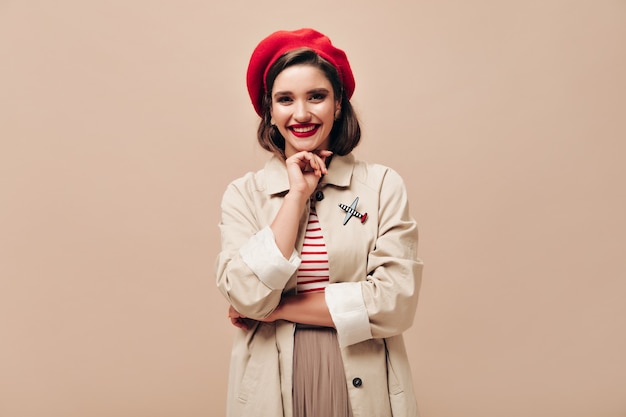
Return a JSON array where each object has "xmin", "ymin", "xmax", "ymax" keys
[
  {"xmin": 215, "ymin": 178, "xmax": 301, "ymax": 319},
  {"xmin": 326, "ymin": 168, "xmax": 422, "ymax": 347}
]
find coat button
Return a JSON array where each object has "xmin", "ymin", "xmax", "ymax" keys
[{"xmin": 352, "ymin": 377, "xmax": 363, "ymax": 388}]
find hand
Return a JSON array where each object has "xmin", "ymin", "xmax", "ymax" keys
[
  {"xmin": 285, "ymin": 150, "xmax": 332, "ymax": 199},
  {"xmin": 228, "ymin": 305, "xmax": 255, "ymax": 331}
]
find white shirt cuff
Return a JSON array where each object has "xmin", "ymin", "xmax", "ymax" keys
[
  {"xmin": 239, "ymin": 226, "xmax": 301, "ymax": 290},
  {"xmin": 325, "ymin": 282, "xmax": 372, "ymax": 347}
]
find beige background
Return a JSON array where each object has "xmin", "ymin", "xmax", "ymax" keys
[{"xmin": 1, "ymin": 1, "xmax": 625, "ymax": 416}]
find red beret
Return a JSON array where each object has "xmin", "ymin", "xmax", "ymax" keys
[{"xmin": 246, "ymin": 28, "xmax": 355, "ymax": 117}]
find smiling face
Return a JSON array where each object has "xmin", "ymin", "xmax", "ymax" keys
[{"xmin": 270, "ymin": 64, "xmax": 340, "ymax": 158}]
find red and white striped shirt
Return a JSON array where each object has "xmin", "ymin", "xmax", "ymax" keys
[{"xmin": 296, "ymin": 209, "xmax": 329, "ymax": 294}]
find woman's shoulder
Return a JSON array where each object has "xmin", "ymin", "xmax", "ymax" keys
[{"xmin": 226, "ymin": 169, "xmax": 262, "ymax": 189}]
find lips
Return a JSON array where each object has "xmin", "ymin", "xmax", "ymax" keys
[{"xmin": 289, "ymin": 123, "xmax": 320, "ymax": 138}]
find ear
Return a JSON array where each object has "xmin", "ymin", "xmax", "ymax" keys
[{"xmin": 335, "ymin": 101, "xmax": 342, "ymax": 120}]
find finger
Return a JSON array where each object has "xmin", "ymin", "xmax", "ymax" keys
[
  {"xmin": 318, "ymin": 154, "xmax": 329, "ymax": 175},
  {"xmin": 289, "ymin": 153, "xmax": 316, "ymax": 176},
  {"xmin": 228, "ymin": 306, "xmax": 247, "ymax": 320},
  {"xmin": 230, "ymin": 317, "xmax": 249, "ymax": 330},
  {"xmin": 309, "ymin": 154, "xmax": 320, "ymax": 175},
  {"xmin": 300, "ymin": 152, "xmax": 321, "ymax": 176},
  {"xmin": 311, "ymin": 153, "xmax": 326, "ymax": 176},
  {"xmin": 315, "ymin": 150, "xmax": 333, "ymax": 158}
]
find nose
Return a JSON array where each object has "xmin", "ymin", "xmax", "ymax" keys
[{"xmin": 293, "ymin": 100, "xmax": 311, "ymax": 122}]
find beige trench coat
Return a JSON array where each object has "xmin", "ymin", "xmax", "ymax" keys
[{"xmin": 216, "ymin": 154, "xmax": 423, "ymax": 417}]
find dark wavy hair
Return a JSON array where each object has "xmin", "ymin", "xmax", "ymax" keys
[{"xmin": 256, "ymin": 48, "xmax": 361, "ymax": 157}]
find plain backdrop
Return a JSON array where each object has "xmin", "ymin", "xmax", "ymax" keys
[{"xmin": 1, "ymin": 1, "xmax": 625, "ymax": 416}]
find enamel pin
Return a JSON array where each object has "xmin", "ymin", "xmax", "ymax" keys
[{"xmin": 339, "ymin": 197, "xmax": 368, "ymax": 225}]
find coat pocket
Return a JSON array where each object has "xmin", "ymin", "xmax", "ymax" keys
[
  {"xmin": 236, "ymin": 351, "xmax": 262, "ymax": 404},
  {"xmin": 385, "ymin": 340, "xmax": 404, "ymax": 396},
  {"xmin": 384, "ymin": 338, "xmax": 420, "ymax": 417},
  {"xmin": 234, "ymin": 323, "xmax": 283, "ymax": 415}
]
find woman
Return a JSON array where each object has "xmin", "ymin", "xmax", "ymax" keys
[{"xmin": 216, "ymin": 28, "xmax": 423, "ymax": 417}]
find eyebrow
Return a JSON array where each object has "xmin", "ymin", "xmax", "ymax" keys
[
  {"xmin": 307, "ymin": 88, "xmax": 330, "ymax": 95},
  {"xmin": 273, "ymin": 88, "xmax": 330, "ymax": 98}
]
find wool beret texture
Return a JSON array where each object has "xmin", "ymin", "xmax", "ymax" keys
[{"xmin": 246, "ymin": 28, "xmax": 355, "ymax": 117}]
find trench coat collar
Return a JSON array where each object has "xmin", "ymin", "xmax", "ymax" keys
[{"xmin": 264, "ymin": 153, "xmax": 355, "ymax": 196}]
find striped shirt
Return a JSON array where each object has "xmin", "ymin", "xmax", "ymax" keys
[{"xmin": 296, "ymin": 209, "xmax": 329, "ymax": 294}]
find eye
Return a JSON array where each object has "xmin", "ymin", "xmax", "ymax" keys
[
  {"xmin": 274, "ymin": 95, "xmax": 293, "ymax": 104},
  {"xmin": 309, "ymin": 93, "xmax": 327, "ymax": 102}
]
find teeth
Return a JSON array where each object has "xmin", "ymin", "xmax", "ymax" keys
[{"xmin": 292, "ymin": 125, "xmax": 316, "ymax": 133}]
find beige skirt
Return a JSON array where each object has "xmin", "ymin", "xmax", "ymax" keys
[{"xmin": 293, "ymin": 326, "xmax": 353, "ymax": 417}]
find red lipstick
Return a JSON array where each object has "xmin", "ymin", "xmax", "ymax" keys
[{"xmin": 289, "ymin": 123, "xmax": 319, "ymax": 138}]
